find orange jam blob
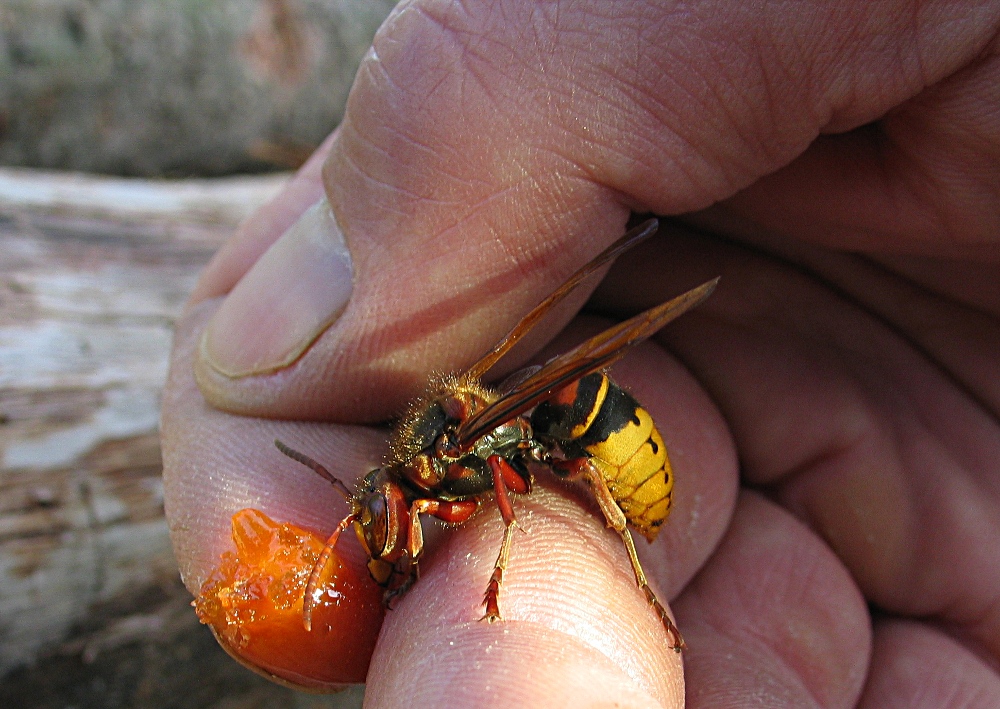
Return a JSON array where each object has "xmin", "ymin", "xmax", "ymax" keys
[{"xmin": 195, "ymin": 509, "xmax": 384, "ymax": 689}]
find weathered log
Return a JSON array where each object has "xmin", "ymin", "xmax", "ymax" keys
[
  {"xmin": 0, "ymin": 168, "xmax": 364, "ymax": 707},
  {"xmin": 0, "ymin": 0, "xmax": 395, "ymax": 176}
]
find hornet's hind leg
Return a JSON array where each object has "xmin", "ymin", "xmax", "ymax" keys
[{"xmin": 557, "ymin": 457, "xmax": 685, "ymax": 652}]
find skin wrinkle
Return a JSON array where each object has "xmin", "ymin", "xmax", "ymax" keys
[
  {"xmin": 702, "ymin": 72, "xmax": 781, "ymax": 191},
  {"xmin": 455, "ymin": 171, "xmax": 603, "ymax": 275},
  {"xmin": 418, "ymin": 145, "xmax": 589, "ymax": 246},
  {"xmin": 440, "ymin": 3, "xmax": 739, "ymax": 209},
  {"xmin": 356, "ymin": 22, "xmax": 546, "ymax": 214},
  {"xmin": 679, "ymin": 7, "xmax": 819, "ymax": 169},
  {"xmin": 644, "ymin": 22, "xmax": 808, "ymax": 202},
  {"xmin": 334, "ymin": 123, "xmax": 432, "ymax": 213},
  {"xmin": 885, "ymin": 67, "xmax": 1000, "ymax": 246},
  {"xmin": 733, "ymin": 237, "xmax": 1000, "ymax": 420},
  {"xmin": 482, "ymin": 201, "xmax": 574, "ymax": 300},
  {"xmin": 620, "ymin": 36, "xmax": 728, "ymax": 175},
  {"xmin": 509, "ymin": 529, "xmax": 670, "ymax": 679},
  {"xmin": 873, "ymin": 252, "xmax": 1000, "ymax": 316},
  {"xmin": 810, "ymin": 427, "xmax": 912, "ymax": 597},
  {"xmin": 310, "ymin": 215, "xmax": 624, "ymax": 381},
  {"xmin": 753, "ymin": 268, "xmax": 999, "ymax": 631},
  {"xmin": 359, "ymin": 44, "xmax": 407, "ymax": 101},
  {"xmin": 455, "ymin": 57, "xmax": 516, "ymax": 141},
  {"xmin": 356, "ymin": 44, "xmax": 466, "ymax": 151},
  {"xmin": 761, "ymin": 611, "xmax": 850, "ymax": 709},
  {"xmin": 413, "ymin": 0, "xmax": 507, "ymax": 70},
  {"xmin": 523, "ymin": 2, "xmax": 559, "ymax": 58},
  {"xmin": 827, "ymin": 6, "xmax": 890, "ymax": 102},
  {"xmin": 341, "ymin": 92, "xmax": 526, "ymax": 231},
  {"xmin": 812, "ymin": 251, "xmax": 956, "ymax": 365},
  {"xmin": 900, "ymin": 354, "xmax": 1000, "ymax": 486},
  {"xmin": 734, "ymin": 198, "xmax": 985, "ymax": 331},
  {"xmin": 805, "ymin": 7, "xmax": 921, "ymax": 129},
  {"xmin": 907, "ymin": 1, "xmax": 932, "ymax": 89},
  {"xmin": 416, "ymin": 65, "xmax": 459, "ymax": 113},
  {"xmin": 939, "ymin": 524, "xmax": 1000, "ymax": 654},
  {"xmin": 605, "ymin": 57, "xmax": 706, "ymax": 168},
  {"xmin": 775, "ymin": 408, "xmax": 875, "ymax": 493},
  {"xmin": 962, "ymin": 594, "xmax": 1000, "ymax": 668},
  {"xmin": 885, "ymin": 123, "xmax": 979, "ymax": 249},
  {"xmin": 349, "ymin": 100, "xmax": 449, "ymax": 179},
  {"xmin": 741, "ymin": 53, "xmax": 795, "ymax": 171},
  {"xmin": 861, "ymin": 621, "xmax": 1000, "ymax": 707},
  {"xmin": 425, "ymin": 202, "xmax": 581, "ymax": 311}
]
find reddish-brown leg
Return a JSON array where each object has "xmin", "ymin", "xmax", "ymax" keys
[
  {"xmin": 556, "ymin": 456, "xmax": 685, "ymax": 651},
  {"xmin": 406, "ymin": 498, "xmax": 479, "ymax": 561},
  {"xmin": 380, "ymin": 498, "xmax": 479, "ymax": 608},
  {"xmin": 482, "ymin": 455, "xmax": 527, "ymax": 622},
  {"xmin": 302, "ymin": 512, "xmax": 357, "ymax": 631}
]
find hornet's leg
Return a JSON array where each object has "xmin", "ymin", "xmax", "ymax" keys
[
  {"xmin": 558, "ymin": 457, "xmax": 685, "ymax": 652},
  {"xmin": 383, "ymin": 497, "xmax": 479, "ymax": 607},
  {"xmin": 302, "ymin": 512, "xmax": 357, "ymax": 631},
  {"xmin": 481, "ymin": 455, "xmax": 529, "ymax": 622}
]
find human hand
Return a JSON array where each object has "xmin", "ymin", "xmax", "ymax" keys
[{"xmin": 162, "ymin": 1, "xmax": 1000, "ymax": 706}]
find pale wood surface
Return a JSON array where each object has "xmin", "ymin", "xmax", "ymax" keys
[{"xmin": 0, "ymin": 168, "xmax": 364, "ymax": 707}]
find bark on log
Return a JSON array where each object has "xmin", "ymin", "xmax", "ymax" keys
[
  {"xmin": 0, "ymin": 168, "xmax": 363, "ymax": 708},
  {"xmin": 0, "ymin": 0, "xmax": 395, "ymax": 176}
]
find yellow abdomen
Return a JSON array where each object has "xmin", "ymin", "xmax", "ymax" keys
[{"xmin": 585, "ymin": 405, "xmax": 674, "ymax": 542}]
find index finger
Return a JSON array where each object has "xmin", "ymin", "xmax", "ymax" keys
[
  {"xmin": 356, "ymin": 319, "xmax": 738, "ymax": 707},
  {"xmin": 364, "ymin": 487, "xmax": 685, "ymax": 708}
]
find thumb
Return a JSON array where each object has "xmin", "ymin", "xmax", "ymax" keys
[
  {"xmin": 193, "ymin": 162, "xmax": 629, "ymax": 421},
  {"xmin": 190, "ymin": 0, "xmax": 987, "ymax": 422},
  {"xmin": 192, "ymin": 128, "xmax": 630, "ymax": 422},
  {"xmin": 191, "ymin": 2, "xmax": 682, "ymax": 423}
]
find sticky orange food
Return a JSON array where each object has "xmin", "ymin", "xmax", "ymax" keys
[{"xmin": 195, "ymin": 508, "xmax": 384, "ymax": 689}]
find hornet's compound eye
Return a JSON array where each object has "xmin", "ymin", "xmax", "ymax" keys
[{"xmin": 359, "ymin": 494, "xmax": 389, "ymax": 558}]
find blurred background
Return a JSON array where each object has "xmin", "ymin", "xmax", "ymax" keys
[{"xmin": 0, "ymin": 1, "xmax": 395, "ymax": 706}]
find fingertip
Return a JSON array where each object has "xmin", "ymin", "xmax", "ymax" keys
[
  {"xmin": 189, "ymin": 201, "xmax": 637, "ymax": 422},
  {"xmin": 362, "ymin": 487, "xmax": 685, "ymax": 708},
  {"xmin": 367, "ymin": 623, "xmax": 681, "ymax": 709},
  {"xmin": 196, "ymin": 197, "xmax": 353, "ymax": 380},
  {"xmin": 162, "ymin": 298, "xmax": 385, "ymax": 592}
]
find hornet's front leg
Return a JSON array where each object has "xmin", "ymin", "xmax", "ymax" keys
[{"xmin": 385, "ymin": 497, "xmax": 479, "ymax": 608}]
